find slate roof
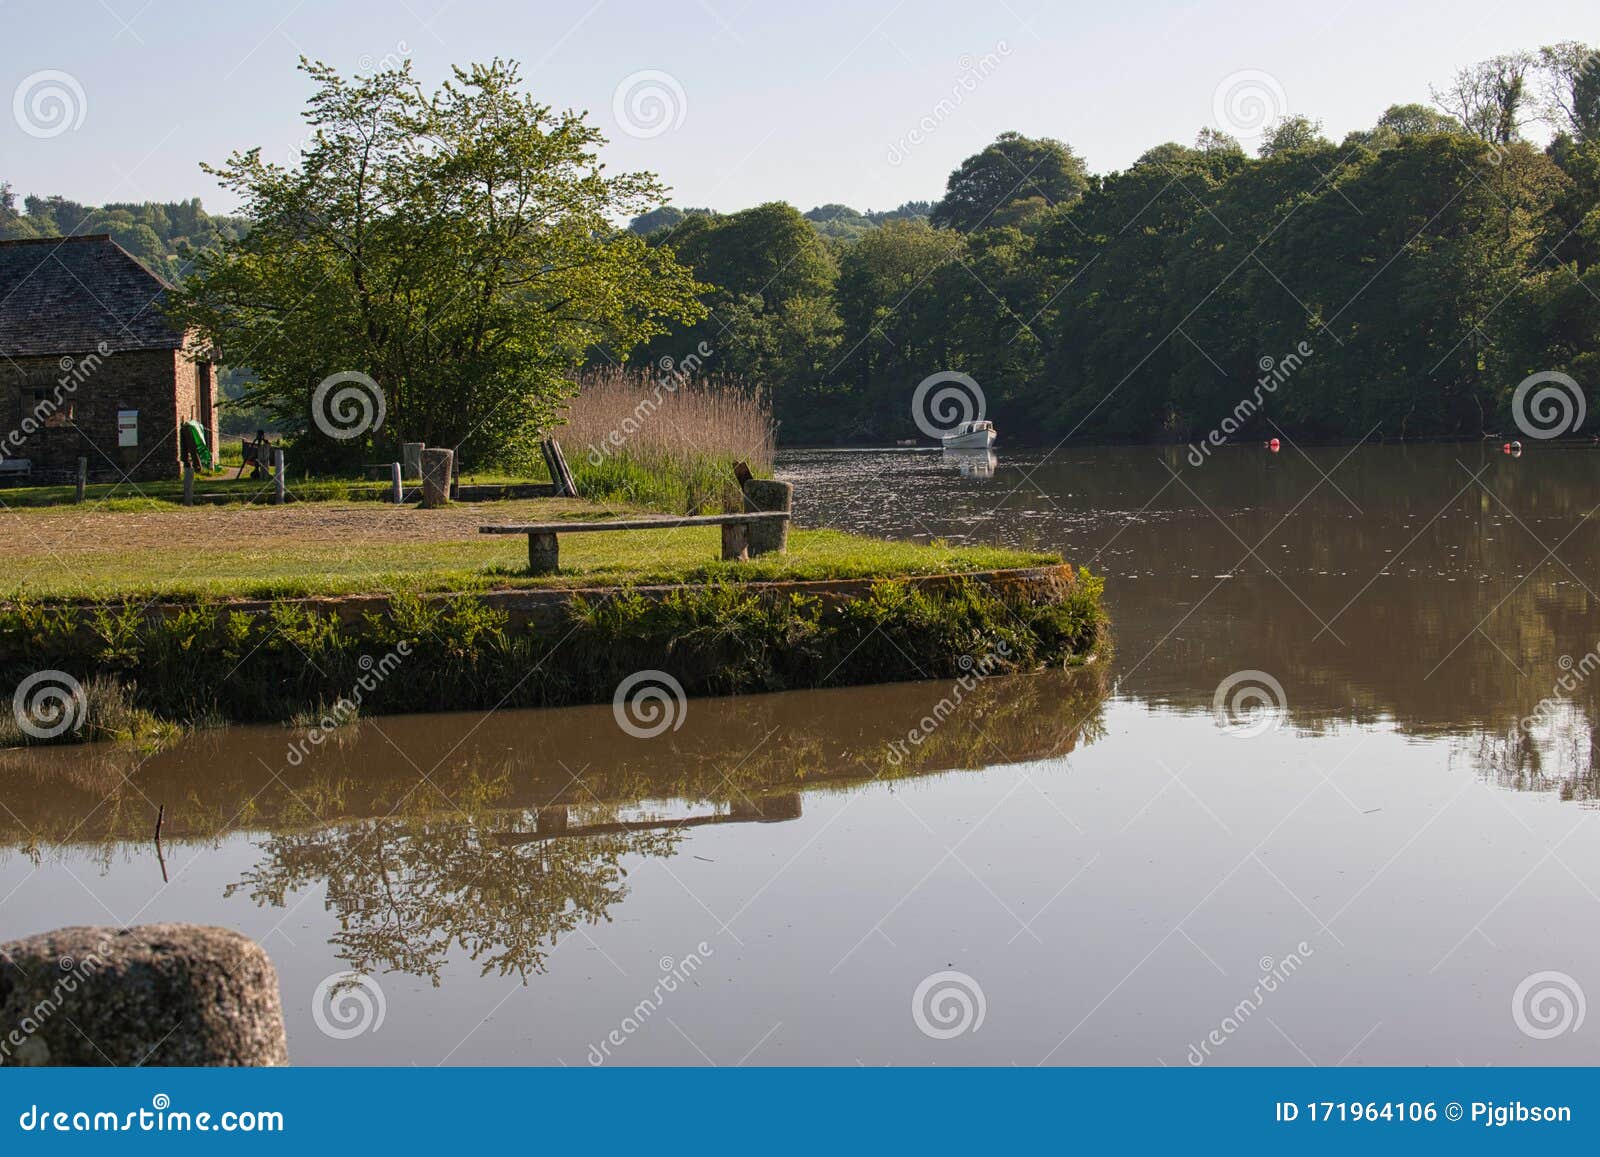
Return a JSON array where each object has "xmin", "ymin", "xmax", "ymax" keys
[{"xmin": 0, "ymin": 234, "xmax": 185, "ymax": 357}]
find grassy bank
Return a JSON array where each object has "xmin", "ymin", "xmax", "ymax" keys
[
  {"xmin": 1, "ymin": 497, "xmax": 1055, "ymax": 600},
  {"xmin": 1, "ymin": 569, "xmax": 1107, "ymax": 739}
]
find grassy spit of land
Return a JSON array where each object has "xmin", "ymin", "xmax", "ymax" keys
[{"xmin": 0, "ymin": 495, "xmax": 1107, "ymax": 744}]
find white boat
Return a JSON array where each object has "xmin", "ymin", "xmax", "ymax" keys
[{"xmin": 942, "ymin": 420, "xmax": 996, "ymax": 449}]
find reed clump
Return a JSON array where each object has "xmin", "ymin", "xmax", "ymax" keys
[{"xmin": 558, "ymin": 367, "xmax": 776, "ymax": 512}]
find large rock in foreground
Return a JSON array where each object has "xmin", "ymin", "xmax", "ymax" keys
[{"xmin": 0, "ymin": 923, "xmax": 287, "ymax": 1066}]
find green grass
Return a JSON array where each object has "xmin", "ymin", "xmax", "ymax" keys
[{"xmin": 3, "ymin": 525, "xmax": 1058, "ymax": 602}]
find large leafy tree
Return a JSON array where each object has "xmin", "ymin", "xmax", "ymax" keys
[
  {"xmin": 929, "ymin": 132, "xmax": 1089, "ymax": 232},
  {"xmin": 169, "ymin": 58, "xmax": 705, "ymax": 466}
]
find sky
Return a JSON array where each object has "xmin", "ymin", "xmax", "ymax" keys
[{"xmin": 2, "ymin": 0, "xmax": 1594, "ymax": 217}]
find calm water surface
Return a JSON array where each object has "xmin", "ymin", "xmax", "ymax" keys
[{"xmin": 3, "ymin": 442, "xmax": 1599, "ymax": 1066}]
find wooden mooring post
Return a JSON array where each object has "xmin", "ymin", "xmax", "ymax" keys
[
  {"xmin": 74, "ymin": 457, "xmax": 87, "ymax": 503},
  {"xmin": 182, "ymin": 463, "xmax": 195, "ymax": 506},
  {"xmin": 273, "ymin": 449, "xmax": 286, "ymax": 505},
  {"xmin": 390, "ymin": 462, "xmax": 403, "ymax": 503}
]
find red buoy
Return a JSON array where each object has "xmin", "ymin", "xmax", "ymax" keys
[{"xmin": 1268, "ymin": 438, "xmax": 1280, "ymax": 452}]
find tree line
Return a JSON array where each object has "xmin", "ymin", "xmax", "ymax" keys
[
  {"xmin": 625, "ymin": 42, "xmax": 1600, "ymax": 445},
  {"xmin": 3, "ymin": 41, "xmax": 1596, "ymax": 458}
]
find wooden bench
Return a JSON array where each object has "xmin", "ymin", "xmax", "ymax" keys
[{"xmin": 480, "ymin": 511, "xmax": 791, "ymax": 575}]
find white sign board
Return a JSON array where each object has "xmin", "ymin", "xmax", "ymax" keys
[{"xmin": 117, "ymin": 409, "xmax": 138, "ymax": 447}]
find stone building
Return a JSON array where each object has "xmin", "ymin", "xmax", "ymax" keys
[{"xmin": 0, "ymin": 234, "xmax": 218, "ymax": 483}]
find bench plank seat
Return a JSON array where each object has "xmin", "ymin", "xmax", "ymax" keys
[
  {"xmin": 480, "ymin": 512, "xmax": 790, "ymax": 535},
  {"xmin": 479, "ymin": 511, "xmax": 792, "ymax": 574}
]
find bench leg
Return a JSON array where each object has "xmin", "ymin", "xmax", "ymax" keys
[
  {"xmin": 721, "ymin": 521, "xmax": 749, "ymax": 562},
  {"xmin": 528, "ymin": 532, "xmax": 559, "ymax": 575}
]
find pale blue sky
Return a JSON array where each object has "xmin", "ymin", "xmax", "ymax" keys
[{"xmin": 2, "ymin": 0, "xmax": 1593, "ymax": 216}]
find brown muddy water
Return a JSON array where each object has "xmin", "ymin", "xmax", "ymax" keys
[{"xmin": 3, "ymin": 442, "xmax": 1599, "ymax": 1066}]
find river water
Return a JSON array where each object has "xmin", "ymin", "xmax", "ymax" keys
[{"xmin": 3, "ymin": 442, "xmax": 1598, "ymax": 1066}]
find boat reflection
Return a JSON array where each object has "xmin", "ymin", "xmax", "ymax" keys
[{"xmin": 943, "ymin": 447, "xmax": 997, "ymax": 478}]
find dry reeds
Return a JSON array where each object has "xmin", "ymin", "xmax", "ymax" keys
[{"xmin": 557, "ymin": 366, "xmax": 775, "ymax": 512}]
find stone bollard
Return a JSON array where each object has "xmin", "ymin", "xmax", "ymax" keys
[
  {"xmin": 273, "ymin": 448, "xmax": 286, "ymax": 505},
  {"xmin": 402, "ymin": 442, "xmax": 425, "ymax": 481},
  {"xmin": 741, "ymin": 478, "xmax": 792, "ymax": 556},
  {"xmin": 183, "ymin": 463, "xmax": 195, "ymax": 506},
  {"xmin": 390, "ymin": 461, "xmax": 403, "ymax": 503},
  {"xmin": 0, "ymin": 923, "xmax": 289, "ymax": 1066},
  {"xmin": 420, "ymin": 447, "xmax": 453, "ymax": 509},
  {"xmin": 75, "ymin": 457, "xmax": 87, "ymax": 503}
]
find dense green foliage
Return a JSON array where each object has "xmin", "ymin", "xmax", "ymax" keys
[
  {"xmin": 0, "ymin": 571, "xmax": 1105, "ymax": 733},
  {"xmin": 618, "ymin": 44, "xmax": 1600, "ymax": 445},
  {"xmin": 166, "ymin": 58, "xmax": 705, "ymax": 471},
  {"xmin": 0, "ymin": 185, "xmax": 247, "ymax": 282}
]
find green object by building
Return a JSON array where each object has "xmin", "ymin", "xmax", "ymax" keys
[{"xmin": 180, "ymin": 420, "xmax": 213, "ymax": 471}]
